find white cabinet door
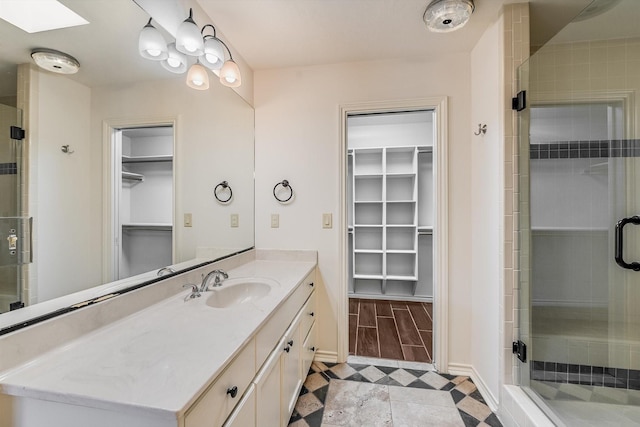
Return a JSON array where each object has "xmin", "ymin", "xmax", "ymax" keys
[
  {"xmin": 223, "ymin": 384, "xmax": 256, "ymax": 427},
  {"xmin": 281, "ymin": 321, "xmax": 302, "ymax": 426},
  {"xmin": 301, "ymin": 322, "xmax": 316, "ymax": 379},
  {"xmin": 255, "ymin": 339, "xmax": 284, "ymax": 427}
]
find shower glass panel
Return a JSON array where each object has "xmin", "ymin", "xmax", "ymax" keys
[
  {"xmin": 0, "ymin": 103, "xmax": 25, "ymax": 313},
  {"xmin": 518, "ymin": 0, "xmax": 640, "ymax": 424}
]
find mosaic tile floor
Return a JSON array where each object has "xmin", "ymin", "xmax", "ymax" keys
[{"xmin": 288, "ymin": 361, "xmax": 502, "ymax": 427}]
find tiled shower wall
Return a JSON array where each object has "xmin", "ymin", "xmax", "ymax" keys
[{"xmin": 500, "ymin": 3, "xmax": 531, "ymax": 426}]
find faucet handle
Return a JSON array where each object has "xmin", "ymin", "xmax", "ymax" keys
[
  {"xmin": 182, "ymin": 283, "xmax": 201, "ymax": 300},
  {"xmin": 212, "ymin": 269, "xmax": 229, "ymax": 279}
]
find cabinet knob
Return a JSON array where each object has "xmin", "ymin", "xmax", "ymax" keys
[
  {"xmin": 284, "ymin": 346, "xmax": 290, "ymax": 353},
  {"xmin": 309, "ymin": 282, "xmax": 314, "ymax": 287},
  {"xmin": 226, "ymin": 386, "xmax": 238, "ymax": 398},
  {"xmin": 308, "ymin": 312, "xmax": 315, "ymax": 317},
  {"xmin": 287, "ymin": 340, "xmax": 294, "ymax": 346},
  {"xmin": 310, "ymin": 346, "xmax": 316, "ymax": 352}
]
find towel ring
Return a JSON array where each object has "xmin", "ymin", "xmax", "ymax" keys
[
  {"xmin": 273, "ymin": 179, "xmax": 293, "ymax": 203},
  {"xmin": 214, "ymin": 181, "xmax": 233, "ymax": 203}
]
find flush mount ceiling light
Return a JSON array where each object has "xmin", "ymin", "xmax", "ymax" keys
[
  {"xmin": 31, "ymin": 48, "xmax": 80, "ymax": 74},
  {"xmin": 138, "ymin": 9, "xmax": 242, "ymax": 90},
  {"xmin": 423, "ymin": 0, "xmax": 475, "ymax": 33}
]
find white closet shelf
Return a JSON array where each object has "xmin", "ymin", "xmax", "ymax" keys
[
  {"xmin": 418, "ymin": 226, "xmax": 433, "ymax": 234},
  {"xmin": 121, "ymin": 171, "xmax": 144, "ymax": 181},
  {"xmin": 387, "ymin": 224, "xmax": 417, "ymax": 228},
  {"xmin": 354, "ymin": 274, "xmax": 384, "ymax": 280},
  {"xmin": 122, "ymin": 155, "xmax": 173, "ymax": 163},
  {"xmin": 386, "ymin": 173, "xmax": 416, "ymax": 178},
  {"xmin": 122, "ymin": 223, "xmax": 172, "ymax": 231},
  {"xmin": 386, "ymin": 275, "xmax": 418, "ymax": 281},
  {"xmin": 386, "ymin": 250, "xmax": 417, "ymax": 254},
  {"xmin": 354, "ymin": 224, "xmax": 384, "ymax": 228},
  {"xmin": 355, "ymin": 200, "xmax": 384, "ymax": 204},
  {"xmin": 354, "ymin": 173, "xmax": 384, "ymax": 178},
  {"xmin": 386, "ymin": 200, "xmax": 416, "ymax": 204},
  {"xmin": 354, "ymin": 249, "xmax": 384, "ymax": 254}
]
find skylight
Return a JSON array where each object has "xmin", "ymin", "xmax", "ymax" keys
[{"xmin": 0, "ymin": 0, "xmax": 88, "ymax": 33}]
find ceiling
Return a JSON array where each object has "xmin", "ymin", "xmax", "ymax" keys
[
  {"xmin": 0, "ymin": 0, "xmax": 594, "ymax": 98},
  {"xmin": 196, "ymin": 0, "xmax": 592, "ymax": 70}
]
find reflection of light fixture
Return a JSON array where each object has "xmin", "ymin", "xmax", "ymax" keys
[
  {"xmin": 423, "ymin": 0, "xmax": 475, "ymax": 33},
  {"xmin": 186, "ymin": 62, "xmax": 210, "ymax": 90},
  {"xmin": 31, "ymin": 48, "xmax": 80, "ymax": 74},
  {"xmin": 138, "ymin": 8, "xmax": 242, "ymax": 90},
  {"xmin": 138, "ymin": 19, "xmax": 168, "ymax": 60}
]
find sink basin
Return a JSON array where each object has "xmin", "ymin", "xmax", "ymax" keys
[{"xmin": 205, "ymin": 278, "xmax": 277, "ymax": 308}]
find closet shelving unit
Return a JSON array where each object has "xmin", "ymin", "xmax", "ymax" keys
[
  {"xmin": 348, "ymin": 145, "xmax": 433, "ymax": 302},
  {"xmin": 118, "ymin": 135, "xmax": 173, "ymax": 279}
]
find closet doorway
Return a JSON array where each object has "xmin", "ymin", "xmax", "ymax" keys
[
  {"xmin": 110, "ymin": 125, "xmax": 174, "ymax": 281},
  {"xmin": 346, "ymin": 110, "xmax": 435, "ymax": 363}
]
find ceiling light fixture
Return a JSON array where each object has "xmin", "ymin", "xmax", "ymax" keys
[
  {"xmin": 138, "ymin": 9, "xmax": 242, "ymax": 90},
  {"xmin": 423, "ymin": 0, "xmax": 475, "ymax": 33},
  {"xmin": 31, "ymin": 48, "xmax": 80, "ymax": 74}
]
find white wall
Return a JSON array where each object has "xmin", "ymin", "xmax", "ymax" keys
[
  {"xmin": 24, "ymin": 67, "xmax": 255, "ymax": 303},
  {"xmin": 91, "ymin": 77, "xmax": 255, "ymax": 266},
  {"xmin": 470, "ymin": 16, "xmax": 503, "ymax": 404},
  {"xmin": 27, "ymin": 68, "xmax": 99, "ymax": 302},
  {"xmin": 254, "ymin": 56, "xmax": 472, "ymax": 365}
]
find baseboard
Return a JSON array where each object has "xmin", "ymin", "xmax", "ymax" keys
[
  {"xmin": 448, "ymin": 363, "xmax": 499, "ymax": 412},
  {"xmin": 314, "ymin": 349, "xmax": 338, "ymax": 364}
]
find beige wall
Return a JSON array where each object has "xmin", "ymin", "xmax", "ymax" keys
[{"xmin": 254, "ymin": 55, "xmax": 473, "ymax": 366}]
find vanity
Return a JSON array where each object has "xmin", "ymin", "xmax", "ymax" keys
[{"xmin": 0, "ymin": 250, "xmax": 317, "ymax": 427}]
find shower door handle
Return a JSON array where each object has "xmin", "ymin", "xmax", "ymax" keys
[{"xmin": 615, "ymin": 216, "xmax": 640, "ymax": 271}]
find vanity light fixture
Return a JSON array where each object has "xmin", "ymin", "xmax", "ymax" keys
[
  {"xmin": 138, "ymin": 9, "xmax": 242, "ymax": 89},
  {"xmin": 423, "ymin": 0, "xmax": 475, "ymax": 33}
]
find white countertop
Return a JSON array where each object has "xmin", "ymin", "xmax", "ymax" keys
[{"xmin": 0, "ymin": 259, "xmax": 315, "ymax": 421}]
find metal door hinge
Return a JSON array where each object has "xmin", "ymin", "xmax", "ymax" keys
[
  {"xmin": 10, "ymin": 126, "xmax": 25, "ymax": 140},
  {"xmin": 512, "ymin": 91, "xmax": 526, "ymax": 111},
  {"xmin": 513, "ymin": 340, "xmax": 527, "ymax": 363}
]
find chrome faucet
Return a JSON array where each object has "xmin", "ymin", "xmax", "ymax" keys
[
  {"xmin": 200, "ymin": 269, "xmax": 228, "ymax": 292},
  {"xmin": 157, "ymin": 267, "xmax": 176, "ymax": 276}
]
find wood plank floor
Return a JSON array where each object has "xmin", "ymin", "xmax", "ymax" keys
[{"xmin": 349, "ymin": 298, "xmax": 433, "ymax": 363}]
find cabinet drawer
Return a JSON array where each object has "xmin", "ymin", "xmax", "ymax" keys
[
  {"xmin": 300, "ymin": 291, "xmax": 316, "ymax": 342},
  {"xmin": 185, "ymin": 339, "xmax": 256, "ymax": 427},
  {"xmin": 222, "ymin": 384, "xmax": 256, "ymax": 427},
  {"xmin": 256, "ymin": 270, "xmax": 316, "ymax": 369}
]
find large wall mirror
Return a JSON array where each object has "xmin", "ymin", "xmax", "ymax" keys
[{"xmin": 0, "ymin": 0, "xmax": 255, "ymax": 326}]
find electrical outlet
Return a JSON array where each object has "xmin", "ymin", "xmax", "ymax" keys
[
  {"xmin": 322, "ymin": 213, "xmax": 332, "ymax": 229},
  {"xmin": 230, "ymin": 214, "xmax": 239, "ymax": 228},
  {"xmin": 184, "ymin": 213, "xmax": 192, "ymax": 227},
  {"xmin": 271, "ymin": 214, "xmax": 279, "ymax": 228}
]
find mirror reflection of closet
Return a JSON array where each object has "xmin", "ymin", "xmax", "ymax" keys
[{"xmin": 115, "ymin": 126, "xmax": 174, "ymax": 280}]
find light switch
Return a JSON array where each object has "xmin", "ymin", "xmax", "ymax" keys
[
  {"xmin": 184, "ymin": 213, "xmax": 192, "ymax": 227},
  {"xmin": 230, "ymin": 214, "xmax": 239, "ymax": 228},
  {"xmin": 322, "ymin": 213, "xmax": 332, "ymax": 229},
  {"xmin": 271, "ymin": 214, "xmax": 279, "ymax": 228}
]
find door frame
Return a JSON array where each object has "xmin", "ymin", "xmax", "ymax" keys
[
  {"xmin": 102, "ymin": 117, "xmax": 178, "ymax": 284},
  {"xmin": 338, "ymin": 97, "xmax": 449, "ymax": 370}
]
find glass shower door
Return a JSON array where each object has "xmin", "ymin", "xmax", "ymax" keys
[
  {"xmin": 517, "ymin": 0, "xmax": 640, "ymax": 423},
  {"xmin": 0, "ymin": 103, "xmax": 28, "ymax": 313}
]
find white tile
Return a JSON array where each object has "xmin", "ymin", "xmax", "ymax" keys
[
  {"xmin": 347, "ymin": 355, "xmax": 399, "ymax": 368},
  {"xmin": 359, "ymin": 366, "xmax": 386, "ymax": 383},
  {"xmin": 322, "ymin": 380, "xmax": 392, "ymax": 426},
  {"xmin": 388, "ymin": 386, "xmax": 455, "ymax": 408},
  {"xmin": 390, "ymin": 400, "xmax": 464, "ymax": 427},
  {"xmin": 420, "ymin": 371, "xmax": 451, "ymax": 389},
  {"xmin": 389, "ymin": 368, "xmax": 418, "ymax": 386}
]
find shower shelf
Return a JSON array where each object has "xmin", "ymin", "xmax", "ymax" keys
[{"xmin": 531, "ymin": 226, "xmax": 608, "ymax": 232}]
